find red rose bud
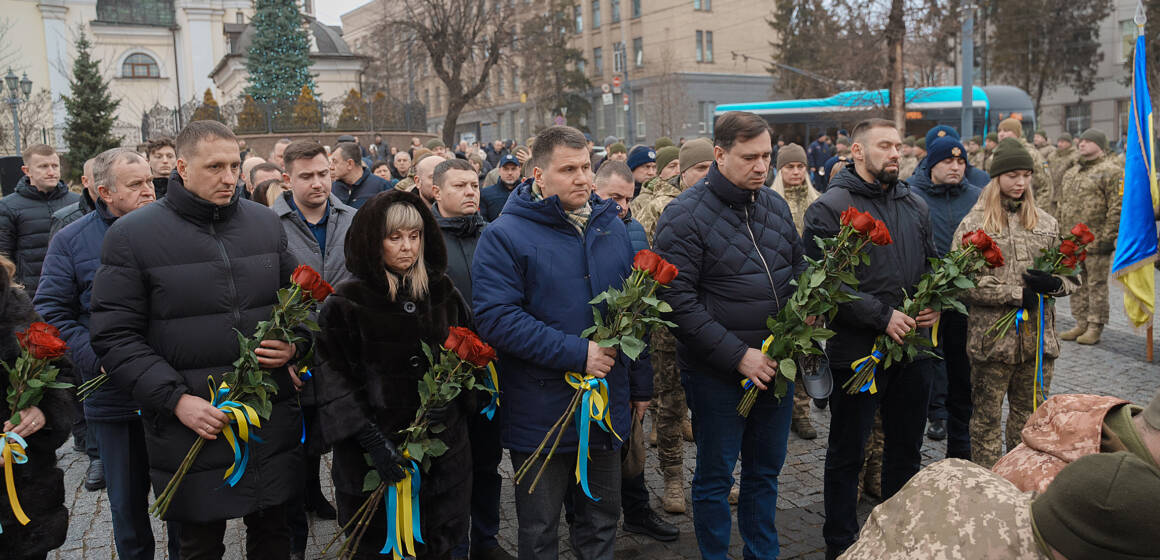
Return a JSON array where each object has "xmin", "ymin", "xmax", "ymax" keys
[
  {"xmin": 850, "ymin": 211, "xmax": 876, "ymax": 236},
  {"xmin": 465, "ymin": 337, "xmax": 497, "ymax": 368},
  {"xmin": 446, "ymin": 326, "xmax": 495, "ymax": 367},
  {"xmin": 17, "ymin": 322, "xmax": 61, "ymax": 351},
  {"xmin": 291, "ymin": 265, "xmax": 333, "ymax": 301},
  {"xmin": 840, "ymin": 206, "xmax": 858, "ymax": 226},
  {"xmin": 633, "ymin": 250, "xmax": 663, "ymax": 277},
  {"xmin": 963, "ymin": 230, "xmax": 996, "ymax": 252},
  {"xmin": 654, "ymin": 261, "xmax": 679, "ymax": 285},
  {"xmin": 1070, "ymin": 223, "xmax": 1095, "ymax": 245},
  {"xmin": 1059, "ymin": 240, "xmax": 1078, "ymax": 257},
  {"xmin": 1062, "ymin": 255, "xmax": 1078, "ymax": 269},
  {"xmin": 25, "ymin": 329, "xmax": 68, "ymax": 360},
  {"xmin": 982, "ymin": 247, "xmax": 1005, "ymax": 268},
  {"xmin": 869, "ymin": 219, "xmax": 893, "ymax": 245},
  {"xmin": 1078, "ymin": 251, "xmax": 1087, "ymax": 263}
]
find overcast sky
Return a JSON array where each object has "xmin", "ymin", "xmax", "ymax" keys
[{"xmin": 313, "ymin": 0, "xmax": 366, "ymax": 27}]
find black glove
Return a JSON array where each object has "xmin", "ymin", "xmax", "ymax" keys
[
  {"xmin": 355, "ymin": 424, "xmax": 407, "ymax": 484},
  {"xmin": 1021, "ymin": 287, "xmax": 1041, "ymax": 310},
  {"xmin": 1023, "ymin": 269, "xmax": 1062, "ymax": 295},
  {"xmin": 425, "ymin": 404, "xmax": 452, "ymax": 427}
]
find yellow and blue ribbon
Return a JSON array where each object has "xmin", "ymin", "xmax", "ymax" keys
[
  {"xmin": 1032, "ymin": 295, "xmax": 1046, "ymax": 411},
  {"xmin": 480, "ymin": 363, "xmax": 500, "ymax": 420},
  {"xmin": 0, "ymin": 431, "xmax": 30, "ymax": 534},
  {"xmin": 565, "ymin": 371, "xmax": 622, "ymax": 501},
  {"xmin": 210, "ymin": 383, "xmax": 262, "ymax": 488},
  {"xmin": 931, "ymin": 318, "xmax": 941, "ymax": 347},
  {"xmin": 1014, "ymin": 308, "xmax": 1029, "ymax": 335},
  {"xmin": 382, "ymin": 458, "xmax": 424, "ymax": 559},
  {"xmin": 740, "ymin": 336, "xmax": 776, "ymax": 392},
  {"xmin": 851, "ymin": 346, "xmax": 882, "ymax": 394}
]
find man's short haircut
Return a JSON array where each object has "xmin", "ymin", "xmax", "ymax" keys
[
  {"xmin": 713, "ymin": 111, "xmax": 771, "ymax": 151},
  {"xmin": 335, "ymin": 142, "xmax": 363, "ymax": 166},
  {"xmin": 145, "ymin": 136, "xmax": 175, "ymax": 157},
  {"xmin": 851, "ymin": 118, "xmax": 898, "ymax": 145},
  {"xmin": 433, "ymin": 157, "xmax": 475, "ymax": 187},
  {"xmin": 92, "ymin": 147, "xmax": 147, "ymax": 191},
  {"xmin": 372, "ymin": 160, "xmax": 391, "ymax": 173},
  {"xmin": 21, "ymin": 143, "xmax": 56, "ymax": 162},
  {"xmin": 531, "ymin": 125, "xmax": 588, "ymax": 171},
  {"xmin": 83, "ymin": 158, "xmax": 95, "ymax": 179},
  {"xmin": 175, "ymin": 120, "xmax": 237, "ymax": 158},
  {"xmin": 594, "ymin": 160, "xmax": 633, "ymax": 187},
  {"xmin": 281, "ymin": 140, "xmax": 327, "ymax": 174},
  {"xmin": 250, "ymin": 162, "xmax": 284, "ymax": 185}
]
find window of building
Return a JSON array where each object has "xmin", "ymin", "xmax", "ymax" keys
[
  {"xmin": 1117, "ymin": 98, "xmax": 1131, "ymax": 139},
  {"xmin": 695, "ymin": 31, "xmax": 703, "ymax": 62},
  {"xmin": 512, "ymin": 71, "xmax": 519, "ymax": 96},
  {"xmin": 236, "ymin": 12, "xmax": 244, "ymax": 24},
  {"xmin": 122, "ymin": 53, "xmax": 160, "ymax": 78},
  {"xmin": 694, "ymin": 0, "xmax": 711, "ymax": 10},
  {"xmin": 1121, "ymin": 19, "xmax": 1137, "ymax": 63},
  {"xmin": 698, "ymin": 100, "xmax": 716, "ymax": 134},
  {"xmin": 574, "ymin": 4, "xmax": 583, "ymax": 32},
  {"xmin": 633, "ymin": 37, "xmax": 643, "ymax": 67},
  {"xmin": 611, "ymin": 0, "xmax": 621, "ymax": 23},
  {"xmin": 632, "ymin": 0, "xmax": 641, "ymax": 17},
  {"xmin": 592, "ymin": 0, "xmax": 601, "ymax": 28},
  {"xmin": 577, "ymin": 59, "xmax": 586, "ymax": 75},
  {"xmin": 1064, "ymin": 102, "xmax": 1091, "ymax": 136},
  {"xmin": 705, "ymin": 31, "xmax": 713, "ymax": 62},
  {"xmin": 97, "ymin": 0, "xmax": 175, "ymax": 26},
  {"xmin": 594, "ymin": 47, "xmax": 604, "ymax": 75},
  {"xmin": 613, "ymin": 41, "xmax": 625, "ymax": 73},
  {"xmin": 634, "ymin": 90, "xmax": 645, "ymax": 139}
]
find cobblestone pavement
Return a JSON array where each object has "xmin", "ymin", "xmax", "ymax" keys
[{"xmin": 51, "ymin": 280, "xmax": 1158, "ymax": 559}]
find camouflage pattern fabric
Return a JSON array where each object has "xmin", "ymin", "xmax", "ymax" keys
[
  {"xmin": 898, "ymin": 155, "xmax": 918, "ymax": 181},
  {"xmin": 651, "ymin": 339, "xmax": 687, "ymax": 477},
  {"xmin": 859, "ymin": 413, "xmax": 884, "ymax": 500},
  {"xmin": 1058, "ymin": 153, "xmax": 1122, "ymax": 325},
  {"xmin": 839, "ymin": 459, "xmax": 1050, "ymax": 559},
  {"xmin": 394, "ymin": 177, "xmax": 415, "ymax": 192},
  {"xmin": 969, "ymin": 358, "xmax": 1056, "ymax": 468},
  {"xmin": 1071, "ymin": 253, "xmax": 1112, "ymax": 325},
  {"xmin": 631, "ymin": 175, "xmax": 684, "ymax": 246},
  {"xmin": 1037, "ymin": 144, "xmax": 1056, "ymax": 161},
  {"xmin": 1019, "ymin": 139, "xmax": 1055, "ymax": 214},
  {"xmin": 1045, "ymin": 146, "xmax": 1079, "ymax": 217}
]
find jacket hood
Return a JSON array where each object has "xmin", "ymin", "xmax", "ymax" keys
[
  {"xmin": 433, "ymin": 204, "xmax": 487, "ymax": 237},
  {"xmin": 502, "ymin": 177, "xmax": 617, "ymax": 230},
  {"xmin": 15, "ymin": 175, "xmax": 70, "ymax": 200},
  {"xmin": 344, "ymin": 189, "xmax": 448, "ymax": 286},
  {"xmin": 1020, "ymin": 394, "xmax": 1130, "ymax": 462},
  {"xmin": 827, "ymin": 164, "xmax": 913, "ymax": 200},
  {"xmin": 162, "ymin": 170, "xmax": 242, "ymax": 223}
]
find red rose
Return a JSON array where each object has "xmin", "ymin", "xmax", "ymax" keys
[
  {"xmin": 1059, "ymin": 240, "xmax": 1078, "ymax": 257},
  {"xmin": 849, "ymin": 210, "xmax": 876, "ymax": 236},
  {"xmin": 982, "ymin": 247, "xmax": 1005, "ymax": 268},
  {"xmin": 633, "ymin": 250, "xmax": 663, "ymax": 276},
  {"xmin": 1062, "ymin": 255, "xmax": 1078, "ymax": 269},
  {"xmin": 464, "ymin": 337, "xmax": 497, "ymax": 368},
  {"xmin": 291, "ymin": 265, "xmax": 334, "ymax": 301},
  {"xmin": 1070, "ymin": 223, "xmax": 1095, "ymax": 245},
  {"xmin": 1078, "ymin": 250, "xmax": 1087, "ymax": 263},
  {"xmin": 653, "ymin": 261, "xmax": 679, "ymax": 285},
  {"xmin": 445, "ymin": 326, "xmax": 495, "ymax": 368},
  {"xmin": 840, "ymin": 207, "xmax": 859, "ymax": 227},
  {"xmin": 22, "ymin": 328, "xmax": 68, "ymax": 360},
  {"xmin": 868, "ymin": 219, "xmax": 893, "ymax": 245},
  {"xmin": 17, "ymin": 322, "xmax": 61, "ymax": 351},
  {"xmin": 963, "ymin": 230, "xmax": 996, "ymax": 252}
]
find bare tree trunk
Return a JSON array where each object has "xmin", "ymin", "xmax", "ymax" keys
[{"xmin": 887, "ymin": 0, "xmax": 906, "ymax": 130}]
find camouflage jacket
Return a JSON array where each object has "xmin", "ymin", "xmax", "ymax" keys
[
  {"xmin": 1037, "ymin": 144, "xmax": 1056, "ymax": 161},
  {"xmin": 630, "ymin": 175, "xmax": 687, "ymax": 353},
  {"xmin": 968, "ymin": 149, "xmax": 986, "ymax": 171},
  {"xmin": 993, "ymin": 394, "xmax": 1129, "ymax": 493},
  {"xmin": 840, "ymin": 459, "xmax": 1050, "ymax": 560},
  {"xmin": 394, "ymin": 177, "xmax": 415, "ymax": 192},
  {"xmin": 1046, "ymin": 146, "xmax": 1078, "ymax": 216},
  {"xmin": 954, "ymin": 205, "xmax": 1079, "ymax": 365},
  {"xmin": 771, "ymin": 176, "xmax": 820, "ymax": 235},
  {"xmin": 1021, "ymin": 139, "xmax": 1055, "ymax": 213},
  {"xmin": 898, "ymin": 155, "xmax": 919, "ymax": 181},
  {"xmin": 1058, "ymin": 154, "xmax": 1123, "ymax": 254}
]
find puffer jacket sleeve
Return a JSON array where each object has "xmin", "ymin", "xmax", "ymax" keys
[
  {"xmin": 90, "ymin": 224, "xmax": 188, "ymax": 414},
  {"xmin": 0, "ymin": 201, "xmax": 15, "ymax": 262},
  {"xmin": 803, "ymin": 198, "xmax": 893, "ymax": 332},
  {"xmin": 654, "ymin": 204, "xmax": 750, "ymax": 374},
  {"xmin": 34, "ymin": 232, "xmax": 101, "ymax": 382},
  {"xmin": 471, "ymin": 226, "xmax": 589, "ymax": 373},
  {"xmin": 313, "ymin": 294, "xmax": 372, "ymax": 445}
]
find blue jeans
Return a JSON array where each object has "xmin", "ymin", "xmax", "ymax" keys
[
  {"xmin": 89, "ymin": 417, "xmax": 181, "ymax": 560},
  {"xmin": 683, "ymin": 370, "xmax": 793, "ymax": 560}
]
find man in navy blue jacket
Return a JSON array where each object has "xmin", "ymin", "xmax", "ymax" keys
[
  {"xmin": 472, "ymin": 125, "xmax": 652, "ymax": 559},
  {"xmin": 330, "ymin": 141, "xmax": 390, "ymax": 209},
  {"xmin": 654, "ymin": 111, "xmax": 808, "ymax": 559},
  {"xmin": 35, "ymin": 147, "xmax": 179, "ymax": 560}
]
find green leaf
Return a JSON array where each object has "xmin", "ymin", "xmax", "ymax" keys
[
  {"xmin": 406, "ymin": 441, "xmax": 425, "ymax": 463},
  {"xmin": 27, "ymin": 378, "xmax": 43, "ymax": 388},
  {"xmin": 620, "ymin": 335, "xmax": 646, "ymax": 361},
  {"xmin": 655, "ymin": 301, "xmax": 672, "ymax": 313},
  {"xmin": 363, "ymin": 470, "xmax": 382, "ymax": 492},
  {"xmin": 426, "ymin": 438, "xmax": 449, "ymax": 458},
  {"xmin": 596, "ymin": 337, "xmax": 620, "ymax": 348},
  {"xmin": 779, "ymin": 358, "xmax": 797, "ymax": 381}
]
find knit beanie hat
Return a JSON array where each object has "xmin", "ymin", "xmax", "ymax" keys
[
  {"xmin": 626, "ymin": 146, "xmax": 657, "ymax": 170},
  {"xmin": 425, "ymin": 138, "xmax": 446, "ymax": 150},
  {"xmin": 776, "ymin": 143, "xmax": 808, "ymax": 169},
  {"xmin": 998, "ymin": 117, "xmax": 1023, "ymax": 137},
  {"xmin": 926, "ymin": 137, "xmax": 968, "ymax": 169},
  {"xmin": 679, "ymin": 138, "xmax": 714, "ymax": 173},
  {"xmin": 989, "ymin": 137, "xmax": 1035, "ymax": 178},
  {"xmin": 1036, "ymin": 129, "xmax": 1048, "ymax": 138},
  {"xmin": 986, "ymin": 132, "xmax": 999, "ymax": 142},
  {"xmin": 1031, "ymin": 452, "xmax": 1160, "ymax": 560},
  {"xmin": 903, "ymin": 136, "xmax": 916, "ymax": 147},
  {"xmin": 970, "ymin": 135, "xmax": 983, "ymax": 145},
  {"xmin": 654, "ymin": 137, "xmax": 675, "ymax": 149},
  {"xmin": 608, "ymin": 142, "xmax": 627, "ymax": 155},
  {"xmin": 925, "ymin": 125, "xmax": 960, "ymax": 149},
  {"xmin": 655, "ymin": 146, "xmax": 680, "ymax": 172},
  {"xmin": 915, "ymin": 137, "xmax": 926, "ymax": 150},
  {"xmin": 1080, "ymin": 128, "xmax": 1109, "ymax": 153},
  {"xmin": 1058, "ymin": 132, "xmax": 1073, "ymax": 143},
  {"xmin": 603, "ymin": 135, "xmax": 619, "ymax": 147}
]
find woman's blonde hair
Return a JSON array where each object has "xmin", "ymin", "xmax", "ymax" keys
[
  {"xmin": 383, "ymin": 202, "xmax": 429, "ymax": 302},
  {"xmin": 980, "ymin": 174, "xmax": 1039, "ymax": 234},
  {"xmin": 0, "ymin": 254, "xmax": 19, "ymax": 288}
]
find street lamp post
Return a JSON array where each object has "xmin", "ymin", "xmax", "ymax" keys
[{"xmin": 5, "ymin": 68, "xmax": 33, "ymax": 155}]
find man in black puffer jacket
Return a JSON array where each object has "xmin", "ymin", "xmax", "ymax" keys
[
  {"xmin": 654, "ymin": 112, "xmax": 807, "ymax": 559},
  {"xmin": 802, "ymin": 118, "xmax": 939, "ymax": 560},
  {"xmin": 0, "ymin": 144, "xmax": 80, "ymax": 297},
  {"xmin": 90, "ymin": 121, "xmax": 303, "ymax": 558}
]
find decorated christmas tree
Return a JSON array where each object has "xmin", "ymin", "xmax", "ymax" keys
[
  {"xmin": 61, "ymin": 32, "xmax": 120, "ymax": 182},
  {"xmin": 244, "ymin": 0, "xmax": 314, "ymax": 104}
]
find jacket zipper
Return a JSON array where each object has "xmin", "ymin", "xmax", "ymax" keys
[
  {"xmin": 744, "ymin": 203, "xmax": 781, "ymax": 311},
  {"xmin": 209, "ymin": 214, "xmax": 242, "ymax": 327}
]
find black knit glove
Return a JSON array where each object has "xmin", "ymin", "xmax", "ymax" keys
[
  {"xmin": 355, "ymin": 424, "xmax": 407, "ymax": 484},
  {"xmin": 1021, "ymin": 287, "xmax": 1041, "ymax": 310},
  {"xmin": 1023, "ymin": 269, "xmax": 1062, "ymax": 295}
]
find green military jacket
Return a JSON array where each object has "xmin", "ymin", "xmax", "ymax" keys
[
  {"xmin": 1046, "ymin": 146, "xmax": 1079, "ymax": 217},
  {"xmin": 1058, "ymin": 154, "xmax": 1123, "ymax": 254}
]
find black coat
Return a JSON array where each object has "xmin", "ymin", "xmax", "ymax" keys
[
  {"xmin": 332, "ymin": 167, "xmax": 390, "ymax": 210},
  {"xmin": 802, "ymin": 166, "xmax": 937, "ymax": 366},
  {"xmin": 0, "ymin": 288, "xmax": 74, "ymax": 557},
  {"xmin": 89, "ymin": 173, "xmax": 303, "ymax": 523},
  {"xmin": 654, "ymin": 163, "xmax": 808, "ymax": 383},
  {"xmin": 434, "ymin": 205, "xmax": 486, "ymax": 305},
  {"xmin": 0, "ymin": 177, "xmax": 80, "ymax": 295},
  {"xmin": 315, "ymin": 190, "xmax": 472, "ymax": 557}
]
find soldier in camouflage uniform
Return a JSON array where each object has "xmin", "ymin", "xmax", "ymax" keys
[
  {"xmin": 1034, "ymin": 129, "xmax": 1056, "ymax": 160},
  {"xmin": 1045, "ymin": 133, "xmax": 1078, "ymax": 217},
  {"xmin": 897, "ymin": 137, "xmax": 918, "ymax": 181},
  {"xmin": 955, "ymin": 139, "xmax": 1079, "ymax": 469},
  {"xmin": 1057, "ymin": 129, "xmax": 1123, "ymax": 345},
  {"xmin": 994, "ymin": 118, "xmax": 1053, "ymax": 211},
  {"xmin": 629, "ymin": 137, "xmax": 714, "ymax": 514}
]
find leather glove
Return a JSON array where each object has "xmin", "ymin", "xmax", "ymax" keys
[
  {"xmin": 355, "ymin": 424, "xmax": 407, "ymax": 484},
  {"xmin": 1021, "ymin": 287, "xmax": 1043, "ymax": 310},
  {"xmin": 1023, "ymin": 269, "xmax": 1062, "ymax": 295},
  {"xmin": 425, "ymin": 404, "xmax": 452, "ymax": 427}
]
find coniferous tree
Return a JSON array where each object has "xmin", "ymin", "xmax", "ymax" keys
[
  {"xmin": 237, "ymin": 95, "xmax": 266, "ymax": 133},
  {"xmin": 62, "ymin": 31, "xmax": 120, "ymax": 182},
  {"xmin": 245, "ymin": 0, "xmax": 314, "ymax": 103},
  {"xmin": 291, "ymin": 85, "xmax": 321, "ymax": 130},
  {"xmin": 520, "ymin": 1, "xmax": 592, "ymax": 129},
  {"xmin": 337, "ymin": 89, "xmax": 366, "ymax": 130},
  {"xmin": 191, "ymin": 89, "xmax": 222, "ymax": 122}
]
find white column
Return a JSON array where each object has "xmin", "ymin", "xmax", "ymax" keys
[
  {"xmin": 37, "ymin": 1, "xmax": 69, "ymax": 146},
  {"xmin": 183, "ymin": 7, "xmax": 221, "ymax": 100}
]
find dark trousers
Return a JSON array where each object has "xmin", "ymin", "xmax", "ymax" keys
[
  {"xmin": 823, "ymin": 359, "xmax": 932, "ymax": 551},
  {"xmin": 177, "ymin": 504, "xmax": 289, "ymax": 560},
  {"xmin": 72, "ymin": 400, "xmax": 98, "ymax": 459},
  {"xmin": 287, "ymin": 454, "xmax": 318, "ymax": 553},
  {"xmin": 509, "ymin": 448, "xmax": 621, "ymax": 560},
  {"xmin": 453, "ymin": 409, "xmax": 504, "ymax": 557},
  {"xmin": 941, "ymin": 311, "xmax": 972, "ymax": 459},
  {"xmin": 89, "ymin": 417, "xmax": 182, "ymax": 560}
]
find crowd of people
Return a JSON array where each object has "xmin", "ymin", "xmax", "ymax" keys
[{"xmin": 0, "ymin": 109, "xmax": 1155, "ymax": 560}]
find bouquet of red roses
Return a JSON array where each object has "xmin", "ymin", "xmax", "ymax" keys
[
  {"xmin": 513, "ymin": 250, "xmax": 677, "ymax": 498},
  {"xmin": 150, "ymin": 265, "xmax": 333, "ymax": 519},
  {"xmin": 325, "ymin": 327, "xmax": 497, "ymax": 560},
  {"xmin": 844, "ymin": 229, "xmax": 1003, "ymax": 394},
  {"xmin": 986, "ymin": 223, "xmax": 1093, "ymax": 339},
  {"xmin": 738, "ymin": 207, "xmax": 891, "ymax": 416}
]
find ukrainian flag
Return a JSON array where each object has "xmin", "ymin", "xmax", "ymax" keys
[{"xmin": 1112, "ymin": 18, "xmax": 1160, "ymax": 328}]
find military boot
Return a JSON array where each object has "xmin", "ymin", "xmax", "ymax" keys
[
  {"xmin": 1059, "ymin": 321, "xmax": 1088, "ymax": 341},
  {"xmin": 662, "ymin": 475, "xmax": 686, "ymax": 514},
  {"xmin": 1076, "ymin": 323, "xmax": 1103, "ymax": 345},
  {"xmin": 791, "ymin": 416, "xmax": 817, "ymax": 440}
]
